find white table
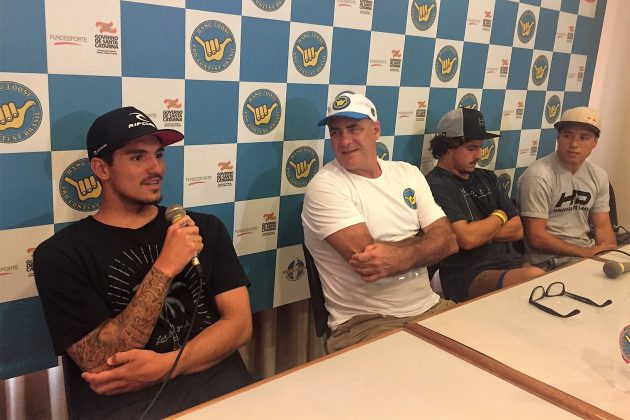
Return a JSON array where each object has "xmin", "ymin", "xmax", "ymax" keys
[
  {"xmin": 171, "ymin": 330, "xmax": 575, "ymax": 419},
  {"xmin": 408, "ymin": 258, "xmax": 630, "ymax": 419}
]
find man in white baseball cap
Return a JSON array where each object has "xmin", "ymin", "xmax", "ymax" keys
[
  {"xmin": 303, "ymin": 92, "xmax": 458, "ymax": 351},
  {"xmin": 518, "ymin": 106, "xmax": 616, "ymax": 270}
]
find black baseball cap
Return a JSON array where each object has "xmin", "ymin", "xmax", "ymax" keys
[
  {"xmin": 436, "ymin": 108, "xmax": 499, "ymax": 141},
  {"xmin": 87, "ymin": 106, "xmax": 183, "ymax": 160}
]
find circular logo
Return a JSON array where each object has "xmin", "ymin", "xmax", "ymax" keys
[
  {"xmin": 410, "ymin": 0, "xmax": 438, "ymax": 32},
  {"xmin": 376, "ymin": 142, "xmax": 390, "ymax": 161},
  {"xmin": 59, "ymin": 158, "xmax": 102, "ymax": 212},
  {"xmin": 477, "ymin": 139, "xmax": 496, "ymax": 168},
  {"xmin": 190, "ymin": 20, "xmax": 236, "ymax": 73},
  {"xmin": 332, "ymin": 94, "xmax": 351, "ymax": 111},
  {"xmin": 434, "ymin": 45, "xmax": 459, "ymax": 82},
  {"xmin": 243, "ymin": 89, "xmax": 282, "ymax": 135},
  {"xmin": 620, "ymin": 325, "xmax": 630, "ymax": 363},
  {"xmin": 518, "ymin": 10, "xmax": 536, "ymax": 44},
  {"xmin": 531, "ymin": 54, "xmax": 549, "ymax": 86},
  {"xmin": 292, "ymin": 31, "xmax": 327, "ymax": 77},
  {"xmin": 545, "ymin": 95, "xmax": 562, "ymax": 124},
  {"xmin": 284, "ymin": 258, "xmax": 305, "ymax": 281},
  {"xmin": 253, "ymin": 0, "xmax": 286, "ymax": 11},
  {"xmin": 0, "ymin": 81, "xmax": 43, "ymax": 144},
  {"xmin": 498, "ymin": 173, "xmax": 513, "ymax": 197},
  {"xmin": 403, "ymin": 187, "xmax": 417, "ymax": 210},
  {"xmin": 286, "ymin": 146, "xmax": 319, "ymax": 188},
  {"xmin": 457, "ymin": 93, "xmax": 479, "ymax": 110}
]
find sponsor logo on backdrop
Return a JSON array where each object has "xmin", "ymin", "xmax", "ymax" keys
[
  {"xmin": 217, "ymin": 161, "xmax": 234, "ymax": 187},
  {"xmin": 26, "ymin": 248, "xmax": 35, "ymax": 277},
  {"xmin": 435, "ymin": 45, "xmax": 459, "ymax": 82},
  {"xmin": 236, "ymin": 225, "xmax": 257, "ymax": 237},
  {"xmin": 94, "ymin": 20, "xmax": 119, "ymax": 55},
  {"xmin": 0, "ymin": 81, "xmax": 42, "ymax": 144},
  {"xmin": 403, "ymin": 187, "xmax": 417, "ymax": 210},
  {"xmin": 261, "ymin": 212, "xmax": 277, "ymax": 236},
  {"xmin": 243, "ymin": 89, "xmax": 281, "ymax": 135},
  {"xmin": 376, "ymin": 142, "xmax": 389, "ymax": 160},
  {"xmin": 619, "ymin": 325, "xmax": 630, "ymax": 363},
  {"xmin": 0, "ymin": 264, "xmax": 18, "ymax": 276},
  {"xmin": 410, "ymin": 0, "xmax": 437, "ymax": 31},
  {"xmin": 283, "ymin": 258, "xmax": 305, "ymax": 281},
  {"xmin": 500, "ymin": 58, "xmax": 509, "ymax": 77},
  {"xmin": 286, "ymin": 146, "xmax": 319, "ymax": 188},
  {"xmin": 516, "ymin": 101, "xmax": 525, "ymax": 118},
  {"xmin": 389, "ymin": 49, "xmax": 402, "ymax": 72},
  {"xmin": 567, "ymin": 25, "xmax": 575, "ymax": 42},
  {"xmin": 483, "ymin": 10, "xmax": 493, "ymax": 30},
  {"xmin": 518, "ymin": 10, "xmax": 536, "ymax": 44},
  {"xmin": 293, "ymin": 31, "xmax": 327, "ymax": 77},
  {"xmin": 253, "ymin": 0, "xmax": 286, "ymax": 12},
  {"xmin": 578, "ymin": 65, "xmax": 585, "ymax": 83},
  {"xmin": 545, "ymin": 95, "xmax": 561, "ymax": 124},
  {"xmin": 49, "ymin": 32, "xmax": 88, "ymax": 46},
  {"xmin": 191, "ymin": 20, "xmax": 236, "ymax": 73},
  {"xmin": 60, "ymin": 158, "xmax": 102, "ymax": 212},
  {"xmin": 359, "ymin": 0, "xmax": 373, "ymax": 15},
  {"xmin": 477, "ymin": 139, "xmax": 496, "ymax": 168},
  {"xmin": 498, "ymin": 173, "xmax": 512, "ymax": 196},
  {"xmin": 416, "ymin": 100, "xmax": 427, "ymax": 120},
  {"xmin": 162, "ymin": 98, "xmax": 183, "ymax": 128},
  {"xmin": 186, "ymin": 175, "xmax": 211, "ymax": 186},
  {"xmin": 457, "ymin": 93, "xmax": 479, "ymax": 110},
  {"xmin": 531, "ymin": 55, "xmax": 549, "ymax": 86}
]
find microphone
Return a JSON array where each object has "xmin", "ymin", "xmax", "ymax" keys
[
  {"xmin": 603, "ymin": 260, "xmax": 629, "ymax": 279},
  {"xmin": 165, "ymin": 204, "xmax": 201, "ymax": 273}
]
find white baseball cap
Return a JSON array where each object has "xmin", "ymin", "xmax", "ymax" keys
[
  {"xmin": 317, "ymin": 93, "xmax": 378, "ymax": 126},
  {"xmin": 554, "ymin": 106, "xmax": 601, "ymax": 136}
]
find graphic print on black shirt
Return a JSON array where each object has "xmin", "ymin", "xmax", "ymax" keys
[{"xmin": 106, "ymin": 243, "xmax": 216, "ymax": 352}]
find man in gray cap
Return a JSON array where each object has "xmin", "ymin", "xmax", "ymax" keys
[
  {"xmin": 518, "ymin": 106, "xmax": 616, "ymax": 270},
  {"xmin": 302, "ymin": 93, "xmax": 458, "ymax": 352},
  {"xmin": 426, "ymin": 108, "xmax": 543, "ymax": 302}
]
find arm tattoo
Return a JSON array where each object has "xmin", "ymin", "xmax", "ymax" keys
[{"xmin": 67, "ymin": 266, "xmax": 173, "ymax": 372}]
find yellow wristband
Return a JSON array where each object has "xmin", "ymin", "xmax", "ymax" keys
[{"xmin": 491, "ymin": 211, "xmax": 507, "ymax": 225}]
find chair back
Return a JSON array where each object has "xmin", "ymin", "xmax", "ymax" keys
[{"xmin": 302, "ymin": 243, "xmax": 330, "ymax": 338}]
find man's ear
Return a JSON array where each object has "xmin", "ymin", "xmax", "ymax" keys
[{"xmin": 90, "ymin": 158, "xmax": 110, "ymax": 181}]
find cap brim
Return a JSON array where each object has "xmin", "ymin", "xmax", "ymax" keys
[
  {"xmin": 466, "ymin": 131, "xmax": 500, "ymax": 141},
  {"xmin": 554, "ymin": 121, "xmax": 600, "ymax": 136},
  {"xmin": 153, "ymin": 129, "xmax": 184, "ymax": 146},
  {"xmin": 317, "ymin": 112, "xmax": 371, "ymax": 126}
]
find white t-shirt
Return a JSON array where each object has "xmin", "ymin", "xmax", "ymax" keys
[
  {"xmin": 302, "ymin": 158, "xmax": 445, "ymax": 330},
  {"xmin": 518, "ymin": 152, "xmax": 609, "ymax": 264}
]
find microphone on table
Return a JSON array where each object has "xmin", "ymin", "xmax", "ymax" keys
[
  {"xmin": 603, "ymin": 260, "xmax": 630, "ymax": 279},
  {"xmin": 165, "ymin": 204, "xmax": 202, "ymax": 274}
]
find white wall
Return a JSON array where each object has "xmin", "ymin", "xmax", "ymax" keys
[{"xmin": 589, "ymin": 0, "xmax": 630, "ymax": 228}]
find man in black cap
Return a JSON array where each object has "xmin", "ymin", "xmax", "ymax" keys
[
  {"xmin": 425, "ymin": 108, "xmax": 543, "ymax": 302},
  {"xmin": 34, "ymin": 107, "xmax": 252, "ymax": 418}
]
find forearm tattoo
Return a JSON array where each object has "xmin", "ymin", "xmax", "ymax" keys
[{"xmin": 67, "ymin": 266, "xmax": 173, "ymax": 371}]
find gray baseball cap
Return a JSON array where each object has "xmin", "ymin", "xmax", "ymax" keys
[{"xmin": 436, "ymin": 108, "xmax": 499, "ymax": 141}]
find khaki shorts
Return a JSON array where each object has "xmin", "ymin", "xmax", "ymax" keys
[{"xmin": 327, "ymin": 299, "xmax": 456, "ymax": 353}]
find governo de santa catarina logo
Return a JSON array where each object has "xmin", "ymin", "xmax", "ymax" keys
[
  {"xmin": 545, "ymin": 95, "xmax": 561, "ymax": 124},
  {"xmin": 477, "ymin": 139, "xmax": 496, "ymax": 168},
  {"xmin": 0, "ymin": 81, "xmax": 42, "ymax": 144},
  {"xmin": 410, "ymin": 0, "xmax": 437, "ymax": 31},
  {"xmin": 286, "ymin": 146, "xmax": 319, "ymax": 188},
  {"xmin": 60, "ymin": 158, "xmax": 102, "ymax": 212},
  {"xmin": 253, "ymin": 0, "xmax": 286, "ymax": 12},
  {"xmin": 243, "ymin": 89, "xmax": 282, "ymax": 135},
  {"xmin": 435, "ymin": 45, "xmax": 459, "ymax": 82},
  {"xmin": 531, "ymin": 54, "xmax": 549, "ymax": 86},
  {"xmin": 518, "ymin": 10, "xmax": 536, "ymax": 44},
  {"xmin": 403, "ymin": 187, "xmax": 417, "ymax": 210},
  {"xmin": 190, "ymin": 20, "xmax": 236, "ymax": 73},
  {"xmin": 293, "ymin": 31, "xmax": 327, "ymax": 77}
]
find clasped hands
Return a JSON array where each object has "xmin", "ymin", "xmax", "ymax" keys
[{"xmin": 349, "ymin": 242, "xmax": 411, "ymax": 283}]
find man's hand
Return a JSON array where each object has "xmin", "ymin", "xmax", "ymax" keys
[
  {"xmin": 194, "ymin": 36, "xmax": 232, "ymax": 62},
  {"xmin": 437, "ymin": 56, "xmax": 457, "ymax": 75},
  {"xmin": 582, "ymin": 243, "xmax": 617, "ymax": 258},
  {"xmin": 414, "ymin": 2, "xmax": 436, "ymax": 23},
  {"xmin": 0, "ymin": 100, "xmax": 35, "ymax": 131},
  {"xmin": 349, "ymin": 242, "xmax": 409, "ymax": 282},
  {"xmin": 64, "ymin": 176, "xmax": 102, "ymax": 201},
  {"xmin": 154, "ymin": 215, "xmax": 203, "ymax": 278},
  {"xmin": 289, "ymin": 158, "xmax": 316, "ymax": 180},
  {"xmin": 81, "ymin": 349, "xmax": 175, "ymax": 395},
  {"xmin": 295, "ymin": 45, "xmax": 325, "ymax": 67},
  {"xmin": 246, "ymin": 103, "xmax": 279, "ymax": 126}
]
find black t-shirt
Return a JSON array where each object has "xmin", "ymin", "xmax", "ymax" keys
[
  {"xmin": 426, "ymin": 167, "xmax": 524, "ymax": 302},
  {"xmin": 34, "ymin": 206, "xmax": 250, "ymax": 419}
]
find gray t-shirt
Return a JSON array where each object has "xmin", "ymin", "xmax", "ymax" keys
[{"xmin": 517, "ymin": 152, "xmax": 609, "ymax": 264}]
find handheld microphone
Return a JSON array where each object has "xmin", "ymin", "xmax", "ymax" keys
[
  {"xmin": 165, "ymin": 204, "xmax": 201, "ymax": 272},
  {"xmin": 603, "ymin": 260, "xmax": 629, "ymax": 279}
]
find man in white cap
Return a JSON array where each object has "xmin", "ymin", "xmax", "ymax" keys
[
  {"xmin": 518, "ymin": 106, "xmax": 617, "ymax": 270},
  {"xmin": 302, "ymin": 93, "xmax": 458, "ymax": 352},
  {"xmin": 426, "ymin": 108, "xmax": 544, "ymax": 302}
]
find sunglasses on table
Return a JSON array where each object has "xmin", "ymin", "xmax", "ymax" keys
[{"xmin": 528, "ymin": 281, "xmax": 612, "ymax": 318}]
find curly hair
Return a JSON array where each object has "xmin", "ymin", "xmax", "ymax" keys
[{"xmin": 429, "ymin": 134, "xmax": 467, "ymax": 159}]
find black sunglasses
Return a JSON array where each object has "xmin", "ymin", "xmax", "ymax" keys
[{"xmin": 529, "ymin": 282, "xmax": 612, "ymax": 318}]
